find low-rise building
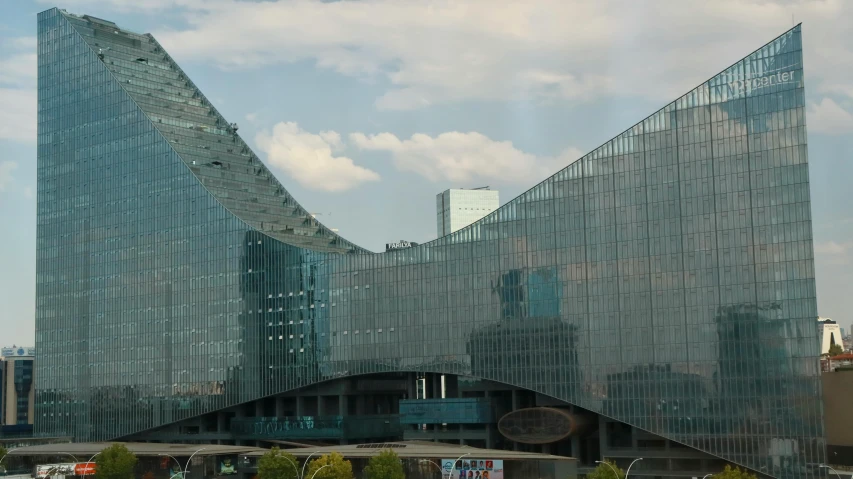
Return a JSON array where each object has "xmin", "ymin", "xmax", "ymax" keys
[{"xmin": 1, "ymin": 346, "xmax": 35, "ymax": 431}]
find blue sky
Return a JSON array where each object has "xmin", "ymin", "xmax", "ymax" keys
[{"xmin": 2, "ymin": 0, "xmax": 853, "ymax": 345}]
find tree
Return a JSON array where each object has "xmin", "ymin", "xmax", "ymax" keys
[
  {"xmin": 306, "ymin": 453, "xmax": 353, "ymax": 479},
  {"xmin": 829, "ymin": 343, "xmax": 844, "ymax": 357},
  {"xmin": 710, "ymin": 465, "xmax": 758, "ymax": 479},
  {"xmin": 95, "ymin": 444, "xmax": 138, "ymax": 479},
  {"xmin": 257, "ymin": 447, "xmax": 299, "ymax": 479},
  {"xmin": 585, "ymin": 460, "xmax": 624, "ymax": 479},
  {"xmin": 362, "ymin": 450, "xmax": 404, "ymax": 479}
]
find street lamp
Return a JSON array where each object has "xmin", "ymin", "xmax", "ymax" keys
[
  {"xmin": 300, "ymin": 452, "xmax": 321, "ymax": 479},
  {"xmin": 625, "ymin": 458, "xmax": 643, "ymax": 479},
  {"xmin": 418, "ymin": 459, "xmax": 443, "ymax": 478},
  {"xmin": 446, "ymin": 453, "xmax": 471, "ymax": 479},
  {"xmin": 309, "ymin": 464, "xmax": 331, "ymax": 479},
  {"xmin": 183, "ymin": 448, "xmax": 207, "ymax": 479},
  {"xmin": 820, "ymin": 464, "xmax": 843, "ymax": 479},
  {"xmin": 55, "ymin": 453, "xmax": 80, "ymax": 464},
  {"xmin": 595, "ymin": 460, "xmax": 620, "ymax": 478},
  {"xmin": 158, "ymin": 453, "xmax": 182, "ymax": 478},
  {"xmin": 280, "ymin": 456, "xmax": 300, "ymax": 479},
  {"xmin": 82, "ymin": 452, "xmax": 101, "ymax": 475},
  {"xmin": 701, "ymin": 474, "xmax": 714, "ymax": 479},
  {"xmin": 0, "ymin": 448, "xmax": 11, "ymax": 471}
]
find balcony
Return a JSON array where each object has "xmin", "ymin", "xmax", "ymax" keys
[
  {"xmin": 399, "ymin": 398, "xmax": 495, "ymax": 424},
  {"xmin": 230, "ymin": 415, "xmax": 402, "ymax": 441}
]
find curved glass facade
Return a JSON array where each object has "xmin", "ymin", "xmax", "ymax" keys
[{"xmin": 35, "ymin": 8, "xmax": 823, "ymax": 478}]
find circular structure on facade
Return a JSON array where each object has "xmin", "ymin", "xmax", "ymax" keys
[{"xmin": 497, "ymin": 407, "xmax": 578, "ymax": 444}]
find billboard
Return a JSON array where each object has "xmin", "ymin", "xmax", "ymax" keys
[
  {"xmin": 35, "ymin": 463, "xmax": 96, "ymax": 477},
  {"xmin": 442, "ymin": 459, "xmax": 503, "ymax": 479},
  {"xmin": 1, "ymin": 347, "xmax": 35, "ymax": 357}
]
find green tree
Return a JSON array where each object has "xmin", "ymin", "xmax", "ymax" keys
[
  {"xmin": 586, "ymin": 460, "xmax": 624, "ymax": 479},
  {"xmin": 257, "ymin": 447, "xmax": 299, "ymax": 479},
  {"xmin": 710, "ymin": 465, "xmax": 758, "ymax": 479},
  {"xmin": 829, "ymin": 343, "xmax": 844, "ymax": 357},
  {"xmin": 306, "ymin": 453, "xmax": 353, "ymax": 479},
  {"xmin": 95, "ymin": 444, "xmax": 138, "ymax": 479},
  {"xmin": 362, "ymin": 450, "xmax": 404, "ymax": 479}
]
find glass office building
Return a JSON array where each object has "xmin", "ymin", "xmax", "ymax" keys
[{"xmin": 35, "ymin": 7, "xmax": 823, "ymax": 478}]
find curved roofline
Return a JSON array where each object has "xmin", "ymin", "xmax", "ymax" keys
[{"xmin": 405, "ymin": 23, "xmax": 803, "ymax": 253}]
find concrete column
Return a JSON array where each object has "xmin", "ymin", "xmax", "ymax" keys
[
  {"xmin": 571, "ymin": 435, "xmax": 581, "ymax": 461},
  {"xmin": 598, "ymin": 416, "xmax": 609, "ymax": 459},
  {"xmin": 406, "ymin": 373, "xmax": 417, "ymax": 400},
  {"xmin": 431, "ymin": 374, "xmax": 442, "ymax": 399},
  {"xmin": 317, "ymin": 396, "xmax": 325, "ymax": 416},
  {"xmin": 275, "ymin": 397, "xmax": 285, "ymax": 417},
  {"xmin": 445, "ymin": 375, "xmax": 459, "ymax": 398},
  {"xmin": 296, "ymin": 396, "xmax": 305, "ymax": 417},
  {"xmin": 254, "ymin": 400, "xmax": 264, "ymax": 417},
  {"xmin": 356, "ymin": 394, "xmax": 366, "ymax": 415},
  {"xmin": 217, "ymin": 411, "xmax": 228, "ymax": 432},
  {"xmin": 339, "ymin": 394, "xmax": 349, "ymax": 416}
]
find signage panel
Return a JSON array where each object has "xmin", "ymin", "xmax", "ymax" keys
[{"xmin": 442, "ymin": 459, "xmax": 503, "ymax": 479}]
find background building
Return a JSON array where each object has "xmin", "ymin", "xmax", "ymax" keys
[
  {"xmin": 35, "ymin": 9, "xmax": 820, "ymax": 479},
  {"xmin": 436, "ymin": 187, "xmax": 499, "ymax": 237},
  {"xmin": 1, "ymin": 346, "xmax": 35, "ymax": 432},
  {"xmin": 819, "ymin": 317, "xmax": 843, "ymax": 354}
]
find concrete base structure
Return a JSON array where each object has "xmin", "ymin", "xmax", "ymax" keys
[{"xmin": 122, "ymin": 373, "xmax": 748, "ymax": 479}]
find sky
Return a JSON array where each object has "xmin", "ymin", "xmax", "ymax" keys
[{"xmin": 2, "ymin": 0, "xmax": 853, "ymax": 346}]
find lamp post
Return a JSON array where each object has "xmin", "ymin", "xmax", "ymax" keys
[
  {"xmin": 0, "ymin": 449, "xmax": 10, "ymax": 477},
  {"xmin": 82, "ymin": 452, "xmax": 101, "ymax": 475},
  {"xmin": 595, "ymin": 460, "xmax": 620, "ymax": 478},
  {"xmin": 183, "ymin": 448, "xmax": 207, "ymax": 479},
  {"xmin": 300, "ymin": 452, "xmax": 321, "ymax": 479},
  {"xmin": 0, "ymin": 449, "xmax": 11, "ymax": 472},
  {"xmin": 418, "ymin": 459, "xmax": 443, "ymax": 478},
  {"xmin": 701, "ymin": 474, "xmax": 714, "ymax": 479},
  {"xmin": 308, "ymin": 464, "xmax": 331, "ymax": 479},
  {"xmin": 158, "ymin": 454, "xmax": 183, "ymax": 479},
  {"xmin": 446, "ymin": 453, "xmax": 471, "ymax": 479},
  {"xmin": 55, "ymin": 453, "xmax": 80, "ymax": 464},
  {"xmin": 625, "ymin": 458, "xmax": 643, "ymax": 479},
  {"xmin": 820, "ymin": 464, "xmax": 843, "ymax": 479},
  {"xmin": 279, "ymin": 456, "xmax": 300, "ymax": 479}
]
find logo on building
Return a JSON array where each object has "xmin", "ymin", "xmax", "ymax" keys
[
  {"xmin": 1, "ymin": 346, "xmax": 35, "ymax": 357},
  {"xmin": 727, "ymin": 70, "xmax": 794, "ymax": 93},
  {"xmin": 386, "ymin": 240, "xmax": 418, "ymax": 252}
]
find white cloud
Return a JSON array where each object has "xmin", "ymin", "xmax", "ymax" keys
[
  {"xmin": 0, "ymin": 88, "xmax": 36, "ymax": 143},
  {"xmin": 23, "ymin": 187, "xmax": 34, "ymax": 199},
  {"xmin": 255, "ymin": 122, "xmax": 380, "ymax": 192},
  {"xmin": 56, "ymin": 0, "xmax": 848, "ymax": 111},
  {"xmin": 10, "ymin": 37, "xmax": 36, "ymax": 50},
  {"xmin": 0, "ymin": 161, "xmax": 18, "ymax": 192},
  {"xmin": 815, "ymin": 240, "xmax": 853, "ymax": 264},
  {"xmin": 807, "ymin": 98, "xmax": 853, "ymax": 135},
  {"xmin": 351, "ymin": 130, "xmax": 582, "ymax": 184},
  {"xmin": 0, "ymin": 35, "xmax": 38, "ymax": 144},
  {"xmin": 0, "ymin": 53, "xmax": 36, "ymax": 87}
]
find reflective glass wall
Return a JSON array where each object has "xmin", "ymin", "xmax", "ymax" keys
[{"xmin": 35, "ymin": 9, "xmax": 823, "ymax": 478}]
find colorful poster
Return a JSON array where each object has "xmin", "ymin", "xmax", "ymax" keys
[{"xmin": 441, "ymin": 459, "xmax": 503, "ymax": 479}]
